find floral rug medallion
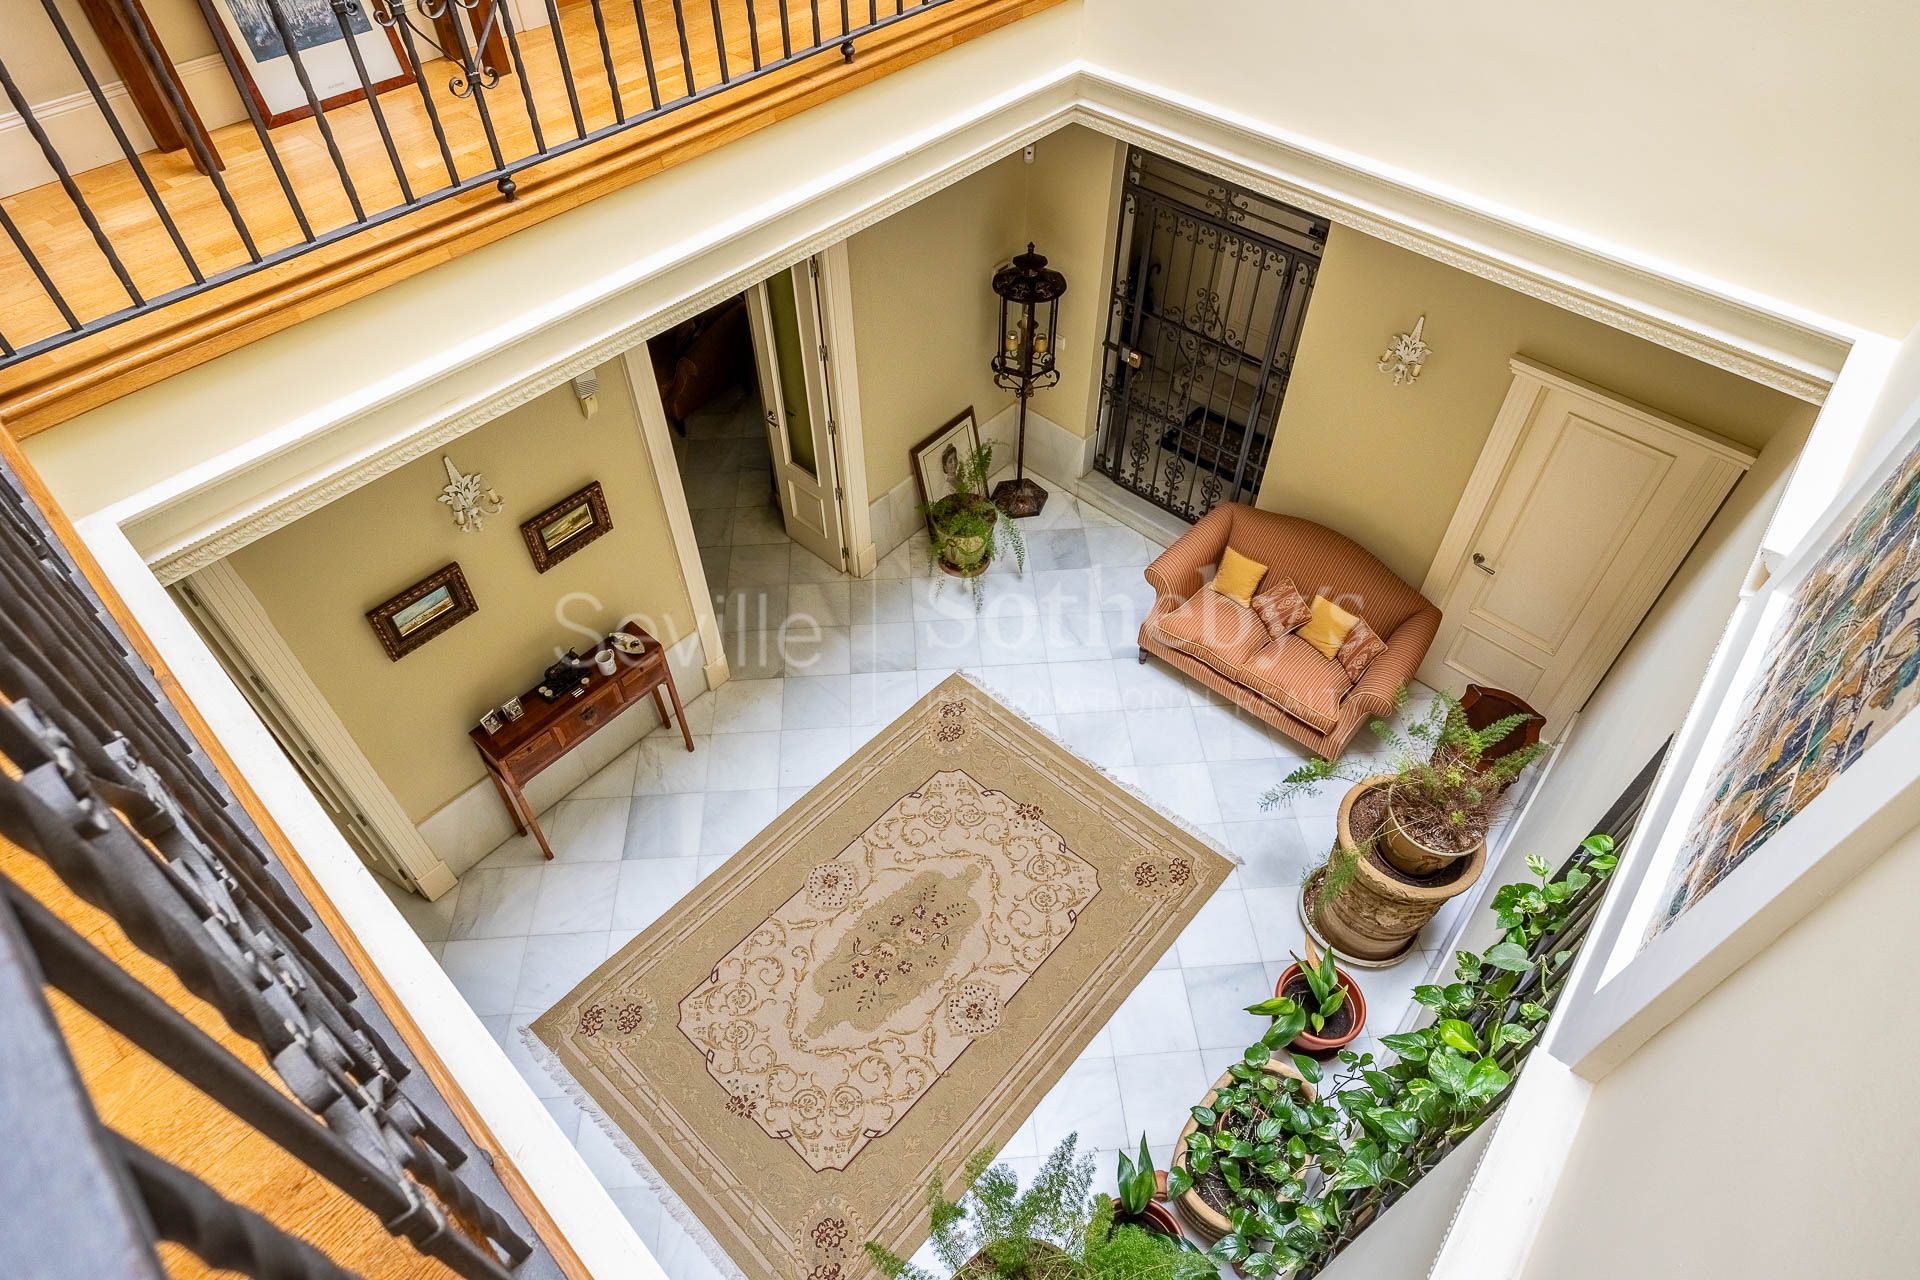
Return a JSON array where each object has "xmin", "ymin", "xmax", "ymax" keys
[{"xmin": 534, "ymin": 675, "xmax": 1233, "ymax": 1278}]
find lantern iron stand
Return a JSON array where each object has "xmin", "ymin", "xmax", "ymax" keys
[{"xmin": 989, "ymin": 243, "xmax": 1068, "ymax": 518}]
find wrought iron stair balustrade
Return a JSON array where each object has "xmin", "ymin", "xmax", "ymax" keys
[
  {"xmin": 0, "ymin": 0, "xmax": 962, "ymax": 371},
  {"xmin": 0, "ymin": 446, "xmax": 560, "ymax": 1279}
]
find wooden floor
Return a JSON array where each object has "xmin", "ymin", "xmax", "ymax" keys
[{"xmin": 0, "ymin": 0, "xmax": 880, "ymax": 357}]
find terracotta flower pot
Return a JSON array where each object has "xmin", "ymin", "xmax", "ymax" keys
[
  {"xmin": 1302, "ymin": 777, "xmax": 1486, "ymax": 966},
  {"xmin": 1275, "ymin": 962, "xmax": 1367, "ymax": 1058},
  {"xmin": 1118, "ymin": 1199, "xmax": 1185, "ymax": 1240},
  {"xmin": 1381, "ymin": 790, "xmax": 1485, "ymax": 877},
  {"xmin": 1170, "ymin": 1059, "xmax": 1314, "ymax": 1242}
]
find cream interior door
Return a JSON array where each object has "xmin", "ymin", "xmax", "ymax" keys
[
  {"xmin": 1418, "ymin": 359, "xmax": 1756, "ymax": 736},
  {"xmin": 748, "ymin": 261, "xmax": 845, "ymax": 572}
]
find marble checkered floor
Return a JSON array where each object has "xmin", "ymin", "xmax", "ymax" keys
[{"xmin": 383, "ymin": 395, "xmax": 1476, "ymax": 1276}]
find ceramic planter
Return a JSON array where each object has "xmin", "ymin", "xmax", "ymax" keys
[
  {"xmin": 1171, "ymin": 1059, "xmax": 1314, "ymax": 1242},
  {"xmin": 1301, "ymin": 777, "xmax": 1486, "ymax": 966},
  {"xmin": 957, "ymin": 1240, "xmax": 1066, "ymax": 1278},
  {"xmin": 931, "ymin": 497, "xmax": 998, "ymax": 577},
  {"xmin": 1381, "ymin": 789, "xmax": 1485, "ymax": 877},
  {"xmin": 1275, "ymin": 962, "xmax": 1367, "ymax": 1058}
]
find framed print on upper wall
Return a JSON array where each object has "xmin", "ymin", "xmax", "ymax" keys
[{"xmin": 206, "ymin": 0, "xmax": 414, "ymax": 127}]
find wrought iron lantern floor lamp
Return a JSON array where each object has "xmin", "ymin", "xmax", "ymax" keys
[{"xmin": 990, "ymin": 243, "xmax": 1068, "ymax": 517}]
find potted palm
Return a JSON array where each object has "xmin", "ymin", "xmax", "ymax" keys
[
  {"xmin": 925, "ymin": 441, "xmax": 1026, "ymax": 596},
  {"xmin": 1249, "ymin": 937, "xmax": 1367, "ymax": 1058},
  {"xmin": 867, "ymin": 1136, "xmax": 1212, "ymax": 1280}
]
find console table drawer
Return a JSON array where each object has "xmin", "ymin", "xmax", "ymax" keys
[
  {"xmin": 554, "ymin": 679, "xmax": 625, "ymax": 747},
  {"xmin": 506, "ymin": 730, "xmax": 565, "ymax": 775}
]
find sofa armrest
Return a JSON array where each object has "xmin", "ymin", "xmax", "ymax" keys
[
  {"xmin": 1348, "ymin": 605, "xmax": 1443, "ymax": 718},
  {"xmin": 1144, "ymin": 503, "xmax": 1233, "ymax": 602}
]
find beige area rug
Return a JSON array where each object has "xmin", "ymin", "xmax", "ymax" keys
[{"xmin": 531, "ymin": 673, "xmax": 1234, "ymax": 1278}]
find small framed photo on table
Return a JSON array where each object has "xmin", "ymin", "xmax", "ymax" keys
[
  {"xmin": 521, "ymin": 481, "xmax": 613, "ymax": 572},
  {"xmin": 367, "ymin": 563, "xmax": 476, "ymax": 661}
]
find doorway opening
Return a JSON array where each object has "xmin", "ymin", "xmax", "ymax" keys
[
  {"xmin": 652, "ymin": 258, "xmax": 854, "ymax": 672},
  {"xmin": 1094, "ymin": 148, "xmax": 1328, "ymax": 521}
]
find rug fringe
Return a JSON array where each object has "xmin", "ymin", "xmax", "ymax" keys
[
  {"xmin": 954, "ymin": 668, "xmax": 1245, "ymax": 868},
  {"xmin": 517, "ymin": 1025, "xmax": 750, "ymax": 1280}
]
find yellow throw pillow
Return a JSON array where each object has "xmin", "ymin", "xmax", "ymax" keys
[
  {"xmin": 1210, "ymin": 546, "xmax": 1269, "ymax": 606},
  {"xmin": 1298, "ymin": 595, "xmax": 1359, "ymax": 659}
]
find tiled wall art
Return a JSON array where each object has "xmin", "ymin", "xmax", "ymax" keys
[{"xmin": 1655, "ymin": 432, "xmax": 1920, "ymax": 933}]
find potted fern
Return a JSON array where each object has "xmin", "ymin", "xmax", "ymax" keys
[
  {"xmin": 1265, "ymin": 690, "xmax": 1550, "ymax": 963},
  {"xmin": 925, "ymin": 441, "xmax": 1025, "ymax": 600},
  {"xmin": 867, "ymin": 1135, "xmax": 1211, "ymax": 1280}
]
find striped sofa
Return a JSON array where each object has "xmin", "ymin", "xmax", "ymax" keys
[{"xmin": 1139, "ymin": 503, "xmax": 1442, "ymax": 758}]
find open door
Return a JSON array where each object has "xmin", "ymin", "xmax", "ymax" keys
[{"xmin": 748, "ymin": 261, "xmax": 846, "ymax": 572}]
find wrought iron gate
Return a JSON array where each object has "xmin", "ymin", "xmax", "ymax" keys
[{"xmin": 1094, "ymin": 150, "xmax": 1328, "ymax": 520}]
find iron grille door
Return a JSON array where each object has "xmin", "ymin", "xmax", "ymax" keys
[{"xmin": 1095, "ymin": 149, "xmax": 1328, "ymax": 521}]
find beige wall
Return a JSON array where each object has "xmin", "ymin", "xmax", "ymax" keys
[
  {"xmin": 1025, "ymin": 126, "xmax": 1128, "ymax": 437},
  {"xmin": 226, "ymin": 361, "xmax": 694, "ymax": 822},
  {"xmin": 1520, "ymin": 815, "xmax": 1920, "ymax": 1277},
  {"xmin": 847, "ymin": 153, "xmax": 1028, "ymax": 499},
  {"xmin": 3, "ymin": 0, "xmax": 216, "ymax": 104},
  {"xmin": 845, "ymin": 127, "xmax": 1128, "ymax": 498},
  {"xmin": 1253, "ymin": 224, "xmax": 1819, "ymax": 587},
  {"xmin": 1083, "ymin": 0, "xmax": 1920, "ymax": 339}
]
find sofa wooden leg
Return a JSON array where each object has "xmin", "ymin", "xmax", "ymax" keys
[{"xmin": 1137, "ymin": 647, "xmax": 1149, "ymax": 664}]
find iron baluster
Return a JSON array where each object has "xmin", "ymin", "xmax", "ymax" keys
[
  {"xmin": 330, "ymin": 0, "xmax": 418, "ymax": 202},
  {"xmin": 178, "ymin": 0, "xmax": 314, "ymax": 240},
  {"xmin": 745, "ymin": 0, "xmax": 762, "ymax": 70},
  {"xmin": 0, "ymin": 201, "xmax": 81, "ymax": 332},
  {"xmin": 671, "ymin": 0, "xmax": 699, "ymax": 95},
  {"xmin": 582, "ymin": 0, "xmax": 626, "ymax": 122},
  {"xmin": 382, "ymin": 0, "xmax": 466, "ymax": 184},
  {"xmin": 255, "ymin": 0, "xmax": 368, "ymax": 220},
  {"xmin": 709, "ymin": 0, "xmax": 732, "ymax": 81},
  {"xmin": 430, "ymin": 0, "xmax": 514, "ymax": 191},
  {"xmin": 630, "ymin": 0, "xmax": 664, "ymax": 110},
  {"xmin": 490, "ymin": 0, "xmax": 551, "ymax": 154},
  {"xmin": 35, "ymin": 0, "xmax": 202, "ymax": 284}
]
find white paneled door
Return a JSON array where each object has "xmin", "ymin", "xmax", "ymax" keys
[
  {"xmin": 747, "ymin": 260, "xmax": 846, "ymax": 573},
  {"xmin": 1418, "ymin": 358, "xmax": 1756, "ymax": 736}
]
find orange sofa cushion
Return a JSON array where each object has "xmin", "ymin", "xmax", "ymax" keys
[
  {"xmin": 1239, "ymin": 636, "xmax": 1351, "ymax": 733},
  {"xmin": 1152, "ymin": 590, "xmax": 1271, "ymax": 680}
]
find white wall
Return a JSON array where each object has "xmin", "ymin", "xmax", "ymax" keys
[
  {"xmin": 1521, "ymin": 817, "xmax": 1920, "ymax": 1279},
  {"xmin": 1081, "ymin": 0, "xmax": 1920, "ymax": 340}
]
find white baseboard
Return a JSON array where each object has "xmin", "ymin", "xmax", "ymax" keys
[
  {"xmin": 416, "ymin": 630, "xmax": 709, "ymax": 875},
  {"xmin": 0, "ymin": 54, "xmax": 246, "ymax": 198}
]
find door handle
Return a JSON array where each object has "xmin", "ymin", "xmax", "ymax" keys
[{"xmin": 1472, "ymin": 552, "xmax": 1496, "ymax": 576}]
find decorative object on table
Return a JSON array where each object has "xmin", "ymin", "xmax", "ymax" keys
[
  {"xmin": 520, "ymin": 480, "xmax": 612, "ymax": 572},
  {"xmin": 1168, "ymin": 1057, "xmax": 1315, "ymax": 1242},
  {"xmin": 864, "ymin": 1136, "xmax": 1214, "ymax": 1280},
  {"xmin": 920, "ymin": 437, "xmax": 1026, "ymax": 605},
  {"xmin": 1113, "ymin": 1134, "xmax": 1185, "ymax": 1241},
  {"xmin": 532, "ymin": 674, "xmax": 1233, "ymax": 1275},
  {"xmin": 365, "ymin": 563, "xmax": 475, "ymax": 661},
  {"xmin": 1172, "ymin": 834, "xmax": 1620, "ymax": 1279},
  {"xmin": 477, "ymin": 708, "xmax": 503, "ymax": 735},
  {"xmin": 609, "ymin": 629, "xmax": 646, "ymax": 655},
  {"xmin": 436, "ymin": 455, "xmax": 504, "ymax": 532},
  {"xmin": 987, "ymin": 243, "xmax": 1067, "ymax": 517},
  {"xmin": 471, "ymin": 624, "xmax": 691, "ymax": 860},
  {"xmin": 203, "ymin": 0, "xmax": 413, "ymax": 128},
  {"xmin": 593, "ymin": 646, "xmax": 617, "ymax": 677},
  {"xmin": 1377, "ymin": 313, "xmax": 1431, "ymax": 385},
  {"xmin": 1247, "ymin": 935, "xmax": 1366, "ymax": 1058},
  {"xmin": 500, "ymin": 695, "xmax": 524, "ymax": 722},
  {"xmin": 535, "ymin": 652, "xmax": 591, "ymax": 702}
]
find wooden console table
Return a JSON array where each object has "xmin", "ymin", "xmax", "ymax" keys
[{"xmin": 469, "ymin": 623, "xmax": 692, "ymax": 860}]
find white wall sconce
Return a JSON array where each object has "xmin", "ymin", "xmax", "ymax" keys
[
  {"xmin": 437, "ymin": 456, "xmax": 504, "ymax": 532},
  {"xmin": 1378, "ymin": 314, "xmax": 1432, "ymax": 386},
  {"xmin": 572, "ymin": 370, "xmax": 600, "ymax": 419}
]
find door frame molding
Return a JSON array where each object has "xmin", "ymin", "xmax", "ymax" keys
[
  {"xmin": 175, "ymin": 560, "xmax": 459, "ymax": 899},
  {"xmin": 1418, "ymin": 356, "xmax": 1757, "ymax": 724}
]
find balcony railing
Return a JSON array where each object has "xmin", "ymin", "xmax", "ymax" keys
[
  {"xmin": 0, "ymin": 0, "xmax": 1016, "ymax": 426},
  {"xmin": 0, "ymin": 442, "xmax": 561, "ymax": 1276}
]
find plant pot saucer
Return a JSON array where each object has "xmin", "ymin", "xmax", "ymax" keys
[
  {"xmin": 1297, "ymin": 875, "xmax": 1419, "ymax": 970},
  {"xmin": 936, "ymin": 553, "xmax": 993, "ymax": 579}
]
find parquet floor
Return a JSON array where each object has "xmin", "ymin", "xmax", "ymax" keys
[{"xmin": 0, "ymin": 0, "xmax": 885, "ymax": 356}]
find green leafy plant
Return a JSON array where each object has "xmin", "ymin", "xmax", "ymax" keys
[
  {"xmin": 866, "ymin": 1135, "xmax": 1209, "ymax": 1280},
  {"xmin": 923, "ymin": 441, "xmax": 1027, "ymax": 607},
  {"xmin": 1262, "ymin": 689, "xmax": 1550, "ymax": 856},
  {"xmin": 1114, "ymin": 1135, "xmax": 1158, "ymax": 1219},
  {"xmin": 1170, "ymin": 833, "xmax": 1618, "ymax": 1277},
  {"xmin": 1254, "ymin": 939, "xmax": 1346, "ymax": 1036}
]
